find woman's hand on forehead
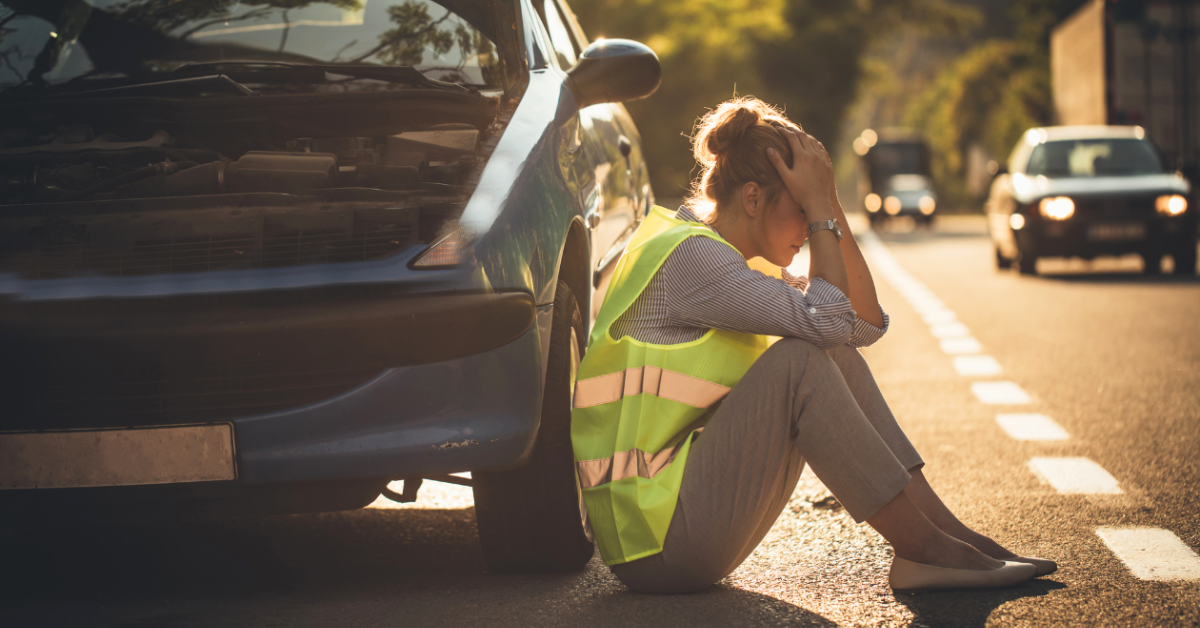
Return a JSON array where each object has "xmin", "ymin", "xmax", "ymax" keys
[{"xmin": 767, "ymin": 128, "xmax": 835, "ymax": 222}]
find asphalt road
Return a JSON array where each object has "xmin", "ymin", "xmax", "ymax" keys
[{"xmin": 2, "ymin": 215, "xmax": 1198, "ymax": 627}]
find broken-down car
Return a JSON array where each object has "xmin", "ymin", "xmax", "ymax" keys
[{"xmin": 0, "ymin": 0, "xmax": 660, "ymax": 573}]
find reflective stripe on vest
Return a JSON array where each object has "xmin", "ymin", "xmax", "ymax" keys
[
  {"xmin": 576, "ymin": 427, "xmax": 704, "ymax": 489},
  {"xmin": 572, "ymin": 366, "xmax": 732, "ymax": 409}
]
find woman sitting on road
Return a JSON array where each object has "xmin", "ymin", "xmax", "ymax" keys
[{"xmin": 570, "ymin": 96, "xmax": 1056, "ymax": 593}]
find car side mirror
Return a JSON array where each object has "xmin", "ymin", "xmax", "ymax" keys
[{"xmin": 567, "ymin": 39, "xmax": 661, "ymax": 109}]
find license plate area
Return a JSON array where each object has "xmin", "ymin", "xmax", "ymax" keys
[
  {"xmin": 0, "ymin": 424, "xmax": 235, "ymax": 489},
  {"xmin": 1088, "ymin": 222, "xmax": 1146, "ymax": 242}
]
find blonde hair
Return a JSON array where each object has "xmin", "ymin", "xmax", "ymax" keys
[{"xmin": 685, "ymin": 96, "xmax": 801, "ymax": 223}]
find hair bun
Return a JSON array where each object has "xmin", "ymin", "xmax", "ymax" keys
[{"xmin": 702, "ymin": 106, "xmax": 761, "ymax": 162}]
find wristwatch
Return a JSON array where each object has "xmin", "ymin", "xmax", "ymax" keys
[{"xmin": 808, "ymin": 219, "xmax": 843, "ymax": 241}]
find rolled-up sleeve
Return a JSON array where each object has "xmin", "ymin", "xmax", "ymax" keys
[
  {"xmin": 661, "ymin": 238, "xmax": 857, "ymax": 348},
  {"xmin": 848, "ymin": 307, "xmax": 889, "ymax": 348}
]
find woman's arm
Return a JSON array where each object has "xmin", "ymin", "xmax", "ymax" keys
[
  {"xmin": 767, "ymin": 130, "xmax": 849, "ymax": 297},
  {"xmin": 830, "ymin": 190, "xmax": 884, "ymax": 328},
  {"xmin": 768, "ymin": 129, "xmax": 883, "ymax": 329}
]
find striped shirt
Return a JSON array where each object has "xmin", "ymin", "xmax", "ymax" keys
[{"xmin": 609, "ymin": 207, "xmax": 888, "ymax": 348}]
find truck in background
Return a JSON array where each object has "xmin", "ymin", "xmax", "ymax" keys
[
  {"xmin": 1052, "ymin": 0, "xmax": 1198, "ymax": 173},
  {"xmin": 854, "ymin": 128, "xmax": 938, "ymax": 227}
]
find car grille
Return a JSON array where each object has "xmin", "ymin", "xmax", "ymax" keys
[
  {"xmin": 2, "ymin": 358, "xmax": 386, "ymax": 431},
  {"xmin": 1072, "ymin": 194, "xmax": 1157, "ymax": 218},
  {"xmin": 1, "ymin": 224, "xmax": 415, "ymax": 280}
]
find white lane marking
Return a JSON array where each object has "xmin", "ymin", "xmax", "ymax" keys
[
  {"xmin": 996, "ymin": 414, "xmax": 1070, "ymax": 440},
  {"xmin": 1096, "ymin": 527, "xmax": 1200, "ymax": 581},
  {"xmin": 971, "ymin": 381, "xmax": 1032, "ymax": 404},
  {"xmin": 922, "ymin": 309, "xmax": 958, "ymax": 325},
  {"xmin": 908, "ymin": 299, "xmax": 947, "ymax": 314},
  {"xmin": 930, "ymin": 321, "xmax": 971, "ymax": 338},
  {"xmin": 941, "ymin": 337, "xmax": 983, "ymax": 355},
  {"xmin": 953, "ymin": 355, "xmax": 1003, "ymax": 376},
  {"xmin": 1028, "ymin": 457, "xmax": 1122, "ymax": 494}
]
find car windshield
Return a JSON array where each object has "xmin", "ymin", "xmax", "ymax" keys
[
  {"xmin": 0, "ymin": 0, "xmax": 503, "ymax": 96},
  {"xmin": 1026, "ymin": 139, "xmax": 1164, "ymax": 177}
]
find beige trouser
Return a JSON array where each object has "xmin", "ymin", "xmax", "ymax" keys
[{"xmin": 609, "ymin": 338, "xmax": 924, "ymax": 594}]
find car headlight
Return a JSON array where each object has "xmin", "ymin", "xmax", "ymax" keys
[
  {"xmin": 884, "ymin": 196, "xmax": 902, "ymax": 215},
  {"xmin": 1038, "ymin": 196, "xmax": 1075, "ymax": 220},
  {"xmin": 918, "ymin": 196, "xmax": 936, "ymax": 215},
  {"xmin": 1009, "ymin": 213, "xmax": 1026, "ymax": 230},
  {"xmin": 1156, "ymin": 194, "xmax": 1188, "ymax": 216},
  {"xmin": 865, "ymin": 193, "xmax": 882, "ymax": 213}
]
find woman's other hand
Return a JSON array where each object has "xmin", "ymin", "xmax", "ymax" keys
[{"xmin": 766, "ymin": 128, "xmax": 835, "ymax": 222}]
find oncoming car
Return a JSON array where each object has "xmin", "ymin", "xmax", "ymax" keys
[
  {"xmin": 0, "ymin": 0, "xmax": 660, "ymax": 573},
  {"xmin": 986, "ymin": 125, "xmax": 1195, "ymax": 276}
]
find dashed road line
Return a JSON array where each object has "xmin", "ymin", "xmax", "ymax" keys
[
  {"xmin": 952, "ymin": 355, "xmax": 1003, "ymax": 377},
  {"xmin": 940, "ymin": 337, "xmax": 983, "ymax": 355},
  {"xmin": 1096, "ymin": 527, "xmax": 1200, "ymax": 581},
  {"xmin": 860, "ymin": 228, "xmax": 1200, "ymax": 583},
  {"xmin": 921, "ymin": 310, "xmax": 959, "ymax": 325},
  {"xmin": 996, "ymin": 413, "xmax": 1070, "ymax": 441},
  {"xmin": 929, "ymin": 321, "xmax": 971, "ymax": 338},
  {"xmin": 970, "ymin": 381, "xmax": 1032, "ymax": 404},
  {"xmin": 1029, "ymin": 457, "xmax": 1122, "ymax": 494}
]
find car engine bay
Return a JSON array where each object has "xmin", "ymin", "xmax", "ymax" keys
[{"xmin": 0, "ymin": 93, "xmax": 505, "ymax": 279}]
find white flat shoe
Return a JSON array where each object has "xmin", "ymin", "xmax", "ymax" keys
[
  {"xmin": 889, "ymin": 557, "xmax": 1038, "ymax": 593},
  {"xmin": 1007, "ymin": 555, "xmax": 1057, "ymax": 576}
]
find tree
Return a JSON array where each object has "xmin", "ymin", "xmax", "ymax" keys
[{"xmin": 569, "ymin": 0, "xmax": 976, "ymax": 198}]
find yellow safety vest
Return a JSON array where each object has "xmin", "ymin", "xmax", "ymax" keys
[{"xmin": 571, "ymin": 206, "xmax": 770, "ymax": 566}]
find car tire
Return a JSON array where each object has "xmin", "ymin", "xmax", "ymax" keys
[
  {"xmin": 1172, "ymin": 244, "xmax": 1197, "ymax": 275},
  {"xmin": 995, "ymin": 247, "xmax": 1013, "ymax": 270},
  {"xmin": 1141, "ymin": 251, "xmax": 1163, "ymax": 275},
  {"xmin": 1017, "ymin": 251, "xmax": 1037, "ymax": 275},
  {"xmin": 472, "ymin": 280, "xmax": 595, "ymax": 573}
]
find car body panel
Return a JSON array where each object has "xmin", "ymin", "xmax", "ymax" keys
[{"xmin": 0, "ymin": 0, "xmax": 653, "ymax": 510}]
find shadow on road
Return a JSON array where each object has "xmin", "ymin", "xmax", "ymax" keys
[
  {"xmin": 1032, "ymin": 272, "xmax": 1200, "ymax": 285},
  {"xmin": 894, "ymin": 578, "xmax": 1067, "ymax": 627},
  {"xmin": 0, "ymin": 507, "xmax": 838, "ymax": 627}
]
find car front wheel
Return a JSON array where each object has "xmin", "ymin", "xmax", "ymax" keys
[
  {"xmin": 1173, "ymin": 243, "xmax": 1197, "ymax": 275},
  {"xmin": 995, "ymin": 246, "xmax": 1013, "ymax": 270},
  {"xmin": 472, "ymin": 281, "xmax": 595, "ymax": 573}
]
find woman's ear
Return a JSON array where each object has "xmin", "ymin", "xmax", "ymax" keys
[{"xmin": 741, "ymin": 181, "xmax": 763, "ymax": 219}]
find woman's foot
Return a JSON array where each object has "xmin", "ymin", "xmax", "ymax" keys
[
  {"xmin": 897, "ymin": 532, "xmax": 1005, "ymax": 571},
  {"xmin": 889, "ymin": 528, "xmax": 1037, "ymax": 591},
  {"xmin": 941, "ymin": 526, "xmax": 1058, "ymax": 576},
  {"xmin": 889, "ymin": 557, "xmax": 1037, "ymax": 592}
]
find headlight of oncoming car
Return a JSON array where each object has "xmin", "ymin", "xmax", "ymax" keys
[
  {"xmin": 1156, "ymin": 194, "xmax": 1188, "ymax": 216},
  {"xmin": 1038, "ymin": 196, "xmax": 1075, "ymax": 221}
]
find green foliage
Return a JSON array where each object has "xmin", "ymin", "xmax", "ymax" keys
[
  {"xmin": 904, "ymin": 40, "xmax": 1050, "ymax": 202},
  {"xmin": 901, "ymin": 0, "xmax": 1089, "ymax": 206},
  {"xmin": 569, "ymin": 0, "xmax": 977, "ymax": 197}
]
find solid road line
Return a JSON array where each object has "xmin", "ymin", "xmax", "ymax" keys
[
  {"xmin": 1096, "ymin": 527, "xmax": 1200, "ymax": 581},
  {"xmin": 1028, "ymin": 457, "xmax": 1122, "ymax": 494},
  {"xmin": 995, "ymin": 413, "xmax": 1070, "ymax": 441}
]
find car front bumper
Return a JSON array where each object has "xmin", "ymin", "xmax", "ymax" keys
[{"xmin": 1017, "ymin": 213, "xmax": 1196, "ymax": 257}]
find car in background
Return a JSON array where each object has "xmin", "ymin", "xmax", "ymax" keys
[
  {"xmin": 0, "ymin": 0, "xmax": 659, "ymax": 574},
  {"xmin": 855, "ymin": 129, "xmax": 938, "ymax": 227},
  {"xmin": 986, "ymin": 126, "xmax": 1194, "ymax": 275}
]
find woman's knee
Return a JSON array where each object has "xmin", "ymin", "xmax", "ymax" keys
[
  {"xmin": 760, "ymin": 338, "xmax": 837, "ymax": 376},
  {"xmin": 611, "ymin": 554, "xmax": 730, "ymax": 594}
]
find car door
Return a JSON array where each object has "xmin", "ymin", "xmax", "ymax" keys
[{"xmin": 538, "ymin": 0, "xmax": 647, "ymax": 303}]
